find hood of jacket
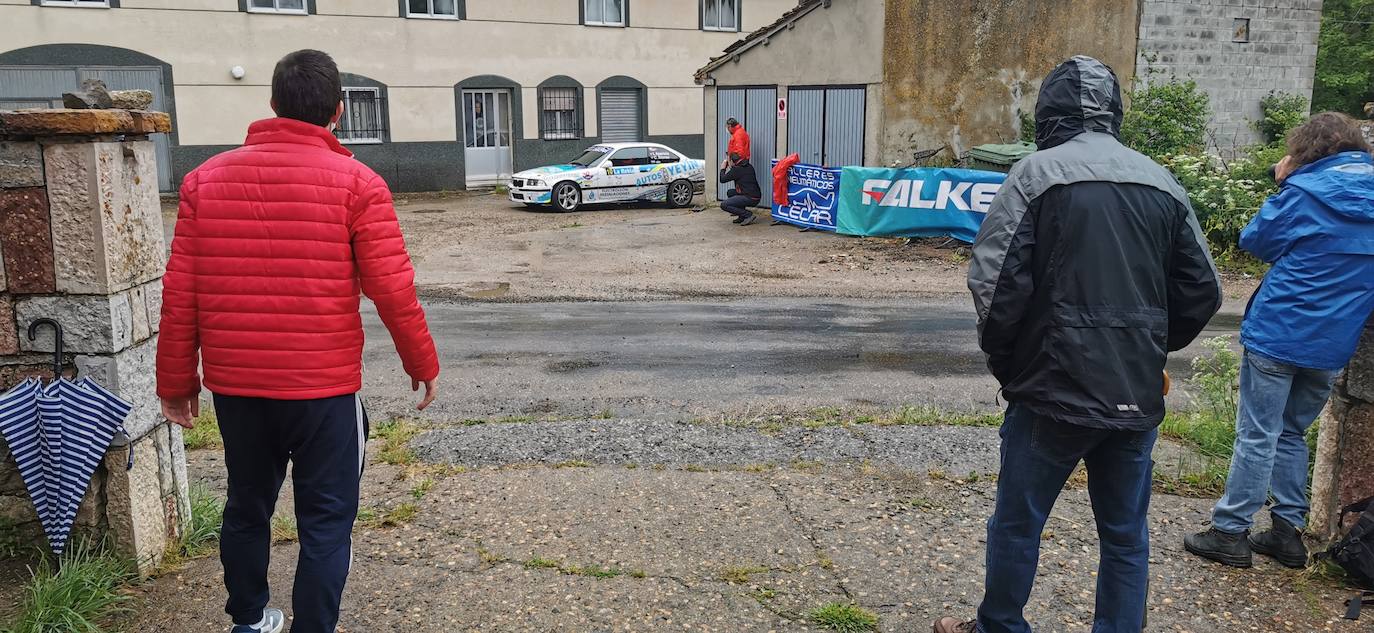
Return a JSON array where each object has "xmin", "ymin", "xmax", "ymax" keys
[
  {"xmin": 1034, "ymin": 56, "xmax": 1124, "ymax": 151},
  {"xmin": 1286, "ymin": 151, "xmax": 1374, "ymax": 223}
]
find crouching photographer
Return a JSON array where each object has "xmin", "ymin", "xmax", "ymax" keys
[{"xmin": 1187, "ymin": 112, "xmax": 1374, "ymax": 569}]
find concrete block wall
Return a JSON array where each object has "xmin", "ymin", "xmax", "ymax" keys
[
  {"xmin": 0, "ymin": 108, "xmax": 186, "ymax": 573},
  {"xmin": 1136, "ymin": 0, "xmax": 1323, "ymax": 150}
]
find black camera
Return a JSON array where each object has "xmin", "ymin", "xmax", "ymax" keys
[{"xmin": 1267, "ymin": 164, "xmax": 1279, "ymax": 182}]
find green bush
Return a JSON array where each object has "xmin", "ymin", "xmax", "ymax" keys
[
  {"xmin": 1018, "ymin": 110, "xmax": 1036, "ymax": 145},
  {"xmin": 1122, "ymin": 77, "xmax": 1212, "ymax": 160},
  {"xmin": 1255, "ymin": 91, "xmax": 1310, "ymax": 145},
  {"xmin": 1161, "ymin": 151, "xmax": 1276, "ymax": 261}
]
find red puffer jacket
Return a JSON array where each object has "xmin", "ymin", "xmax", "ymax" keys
[{"xmin": 156, "ymin": 118, "xmax": 439, "ymax": 401}]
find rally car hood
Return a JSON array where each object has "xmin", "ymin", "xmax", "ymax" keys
[{"xmin": 514, "ymin": 164, "xmax": 593, "ymax": 178}]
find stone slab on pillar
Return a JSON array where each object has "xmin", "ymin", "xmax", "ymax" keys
[{"xmin": 0, "ymin": 187, "xmax": 56, "ymax": 294}]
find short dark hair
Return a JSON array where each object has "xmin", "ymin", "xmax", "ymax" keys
[
  {"xmin": 729, "ymin": 152, "xmax": 743, "ymax": 162},
  {"xmin": 1287, "ymin": 112, "xmax": 1371, "ymax": 168},
  {"xmin": 726, "ymin": 118, "xmax": 739, "ymax": 128},
  {"xmin": 271, "ymin": 50, "xmax": 342, "ymax": 127}
]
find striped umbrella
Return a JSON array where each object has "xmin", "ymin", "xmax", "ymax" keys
[{"xmin": 0, "ymin": 377, "xmax": 131, "ymax": 555}]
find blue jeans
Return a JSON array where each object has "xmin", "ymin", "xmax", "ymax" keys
[
  {"xmin": 721, "ymin": 191, "xmax": 758, "ymax": 217},
  {"xmin": 1211, "ymin": 350, "xmax": 1339, "ymax": 533},
  {"xmin": 978, "ymin": 404, "xmax": 1157, "ymax": 633}
]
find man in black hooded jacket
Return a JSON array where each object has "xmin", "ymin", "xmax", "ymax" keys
[{"xmin": 935, "ymin": 56, "xmax": 1222, "ymax": 633}]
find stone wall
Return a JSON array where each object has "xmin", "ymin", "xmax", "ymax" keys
[
  {"xmin": 1311, "ymin": 326, "xmax": 1374, "ymax": 540},
  {"xmin": 1136, "ymin": 0, "xmax": 1323, "ymax": 151},
  {"xmin": 0, "ymin": 109, "xmax": 187, "ymax": 573},
  {"xmin": 878, "ymin": 0, "xmax": 1142, "ymax": 163}
]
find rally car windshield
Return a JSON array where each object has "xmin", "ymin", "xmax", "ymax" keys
[{"xmin": 570, "ymin": 147, "xmax": 612, "ymax": 166}]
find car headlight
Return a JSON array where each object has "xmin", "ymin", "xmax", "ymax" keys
[{"xmin": 528, "ymin": 179, "xmax": 544, "ymax": 188}]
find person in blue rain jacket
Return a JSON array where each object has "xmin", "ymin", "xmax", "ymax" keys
[{"xmin": 1187, "ymin": 112, "xmax": 1374, "ymax": 571}]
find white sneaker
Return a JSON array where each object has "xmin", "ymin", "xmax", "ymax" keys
[{"xmin": 229, "ymin": 608, "xmax": 285, "ymax": 633}]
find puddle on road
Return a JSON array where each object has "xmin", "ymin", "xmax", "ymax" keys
[{"xmin": 462, "ymin": 282, "xmax": 512, "ymax": 299}]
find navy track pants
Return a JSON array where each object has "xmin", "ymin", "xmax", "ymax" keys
[{"xmin": 214, "ymin": 392, "xmax": 367, "ymax": 633}]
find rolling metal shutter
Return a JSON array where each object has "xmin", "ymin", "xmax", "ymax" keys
[
  {"xmin": 0, "ymin": 65, "xmax": 172, "ymax": 191},
  {"xmin": 787, "ymin": 88, "xmax": 824, "ymax": 165},
  {"xmin": 600, "ymin": 89, "xmax": 641, "ymax": 143}
]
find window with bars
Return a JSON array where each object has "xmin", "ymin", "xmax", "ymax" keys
[
  {"xmin": 583, "ymin": 0, "xmax": 624, "ymax": 26},
  {"xmin": 39, "ymin": 0, "xmax": 112, "ymax": 7},
  {"xmin": 703, "ymin": 0, "xmax": 738, "ymax": 31},
  {"xmin": 407, "ymin": 0, "xmax": 458, "ymax": 18},
  {"xmin": 247, "ymin": 0, "xmax": 306, "ymax": 13},
  {"xmin": 540, "ymin": 87, "xmax": 582, "ymax": 141},
  {"xmin": 336, "ymin": 88, "xmax": 388, "ymax": 144}
]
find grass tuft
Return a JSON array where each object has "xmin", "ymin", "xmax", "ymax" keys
[
  {"xmin": 182, "ymin": 409, "xmax": 223, "ymax": 450},
  {"xmin": 720, "ymin": 565, "xmax": 770, "ymax": 584},
  {"xmin": 270, "ymin": 515, "xmax": 298, "ymax": 544},
  {"xmin": 807, "ymin": 602, "xmax": 879, "ymax": 632},
  {"xmin": 523, "ymin": 557, "xmax": 560, "ymax": 570},
  {"xmin": 374, "ymin": 419, "xmax": 422, "ymax": 466},
  {"xmin": 2, "ymin": 541, "xmax": 135, "ymax": 633}
]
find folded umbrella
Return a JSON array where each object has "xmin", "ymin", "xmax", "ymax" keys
[
  {"xmin": 40, "ymin": 378, "xmax": 133, "ymax": 555},
  {"xmin": 0, "ymin": 379, "xmax": 51, "ymax": 527}
]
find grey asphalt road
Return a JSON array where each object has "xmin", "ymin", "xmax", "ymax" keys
[{"xmin": 361, "ymin": 297, "xmax": 1242, "ymax": 423}]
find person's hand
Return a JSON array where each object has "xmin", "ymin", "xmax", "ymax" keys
[
  {"xmin": 1274, "ymin": 155, "xmax": 1297, "ymax": 183},
  {"xmin": 413, "ymin": 378, "xmax": 438, "ymax": 411},
  {"xmin": 1162, "ymin": 370, "xmax": 1172, "ymax": 396},
  {"xmin": 161, "ymin": 396, "xmax": 199, "ymax": 429},
  {"xmin": 721, "ymin": 158, "xmax": 731, "ymax": 170}
]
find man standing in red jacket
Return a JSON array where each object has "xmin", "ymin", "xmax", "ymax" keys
[
  {"xmin": 156, "ymin": 50, "xmax": 439, "ymax": 633},
  {"xmin": 726, "ymin": 117, "xmax": 751, "ymax": 162}
]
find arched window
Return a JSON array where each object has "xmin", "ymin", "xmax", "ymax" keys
[{"xmin": 338, "ymin": 73, "xmax": 390, "ymax": 144}]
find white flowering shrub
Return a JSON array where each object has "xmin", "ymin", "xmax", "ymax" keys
[{"xmin": 1162, "ymin": 145, "xmax": 1284, "ymax": 263}]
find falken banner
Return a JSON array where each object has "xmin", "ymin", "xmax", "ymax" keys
[
  {"xmin": 770, "ymin": 161, "xmax": 842, "ymax": 231},
  {"xmin": 835, "ymin": 166, "xmax": 1006, "ymax": 243}
]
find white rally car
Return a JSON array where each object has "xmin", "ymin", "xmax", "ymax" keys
[{"xmin": 508, "ymin": 143, "xmax": 706, "ymax": 212}]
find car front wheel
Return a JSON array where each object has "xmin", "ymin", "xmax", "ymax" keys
[
  {"xmin": 553, "ymin": 182, "xmax": 581, "ymax": 212},
  {"xmin": 668, "ymin": 179, "xmax": 695, "ymax": 208}
]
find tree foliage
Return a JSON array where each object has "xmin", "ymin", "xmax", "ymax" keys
[
  {"xmin": 1313, "ymin": 0, "xmax": 1374, "ymax": 116},
  {"xmin": 1255, "ymin": 91, "xmax": 1310, "ymax": 145}
]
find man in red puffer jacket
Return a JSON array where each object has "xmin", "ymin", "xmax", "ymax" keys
[{"xmin": 156, "ymin": 50, "xmax": 439, "ymax": 633}]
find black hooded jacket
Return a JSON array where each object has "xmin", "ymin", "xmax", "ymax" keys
[{"xmin": 967, "ymin": 56, "xmax": 1223, "ymax": 430}]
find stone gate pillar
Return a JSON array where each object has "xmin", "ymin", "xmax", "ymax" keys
[
  {"xmin": 1310, "ymin": 326, "xmax": 1374, "ymax": 540},
  {"xmin": 0, "ymin": 108, "xmax": 187, "ymax": 574}
]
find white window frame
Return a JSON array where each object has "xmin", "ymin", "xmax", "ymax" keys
[
  {"xmin": 338, "ymin": 87, "xmax": 384, "ymax": 145},
  {"xmin": 405, "ymin": 0, "xmax": 459, "ymax": 19},
  {"xmin": 246, "ymin": 0, "xmax": 308, "ymax": 14},
  {"xmin": 584, "ymin": 0, "xmax": 625, "ymax": 27},
  {"xmin": 702, "ymin": 0, "xmax": 740, "ymax": 32},
  {"xmin": 38, "ymin": 0, "xmax": 111, "ymax": 7}
]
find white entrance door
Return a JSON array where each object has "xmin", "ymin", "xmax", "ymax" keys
[{"xmin": 463, "ymin": 89, "xmax": 513, "ymax": 187}]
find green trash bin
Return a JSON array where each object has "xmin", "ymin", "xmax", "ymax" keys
[{"xmin": 967, "ymin": 142, "xmax": 1036, "ymax": 173}]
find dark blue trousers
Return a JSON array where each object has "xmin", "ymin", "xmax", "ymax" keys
[
  {"xmin": 977, "ymin": 403, "xmax": 1156, "ymax": 633},
  {"xmin": 721, "ymin": 190, "xmax": 759, "ymax": 217},
  {"xmin": 215, "ymin": 393, "xmax": 367, "ymax": 633}
]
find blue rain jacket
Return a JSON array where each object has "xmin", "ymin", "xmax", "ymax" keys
[{"xmin": 1240, "ymin": 151, "xmax": 1374, "ymax": 370}]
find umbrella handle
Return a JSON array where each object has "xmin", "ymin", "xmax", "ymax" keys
[{"xmin": 26, "ymin": 318, "xmax": 65, "ymax": 381}]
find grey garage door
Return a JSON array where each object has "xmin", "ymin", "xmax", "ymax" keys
[
  {"xmin": 716, "ymin": 86, "xmax": 777, "ymax": 207},
  {"xmin": 600, "ymin": 89, "xmax": 642, "ymax": 144},
  {"xmin": 788, "ymin": 86, "xmax": 865, "ymax": 168},
  {"xmin": 0, "ymin": 65, "xmax": 172, "ymax": 191}
]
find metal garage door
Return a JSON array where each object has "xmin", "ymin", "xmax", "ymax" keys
[
  {"xmin": 600, "ymin": 89, "xmax": 641, "ymax": 144},
  {"xmin": 787, "ymin": 86, "xmax": 865, "ymax": 168},
  {"xmin": 0, "ymin": 65, "xmax": 172, "ymax": 191},
  {"xmin": 716, "ymin": 86, "xmax": 777, "ymax": 207}
]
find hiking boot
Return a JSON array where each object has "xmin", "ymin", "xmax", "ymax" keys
[
  {"xmin": 739, "ymin": 213, "xmax": 757, "ymax": 226},
  {"xmin": 932, "ymin": 617, "xmax": 978, "ymax": 633},
  {"xmin": 731, "ymin": 214, "xmax": 746, "ymax": 224},
  {"xmin": 1250, "ymin": 515, "xmax": 1308, "ymax": 568},
  {"xmin": 230, "ymin": 608, "xmax": 285, "ymax": 633},
  {"xmin": 1185, "ymin": 527, "xmax": 1253, "ymax": 568}
]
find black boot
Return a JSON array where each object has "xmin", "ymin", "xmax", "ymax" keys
[
  {"xmin": 1250, "ymin": 515, "xmax": 1308, "ymax": 568},
  {"xmin": 1185, "ymin": 527, "xmax": 1253, "ymax": 568}
]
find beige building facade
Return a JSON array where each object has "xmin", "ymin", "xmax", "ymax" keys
[{"xmin": 0, "ymin": 0, "xmax": 796, "ymax": 191}]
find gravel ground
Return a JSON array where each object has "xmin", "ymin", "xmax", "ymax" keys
[{"xmin": 124, "ymin": 434, "xmax": 1360, "ymax": 633}]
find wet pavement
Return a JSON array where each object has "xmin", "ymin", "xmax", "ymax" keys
[{"xmin": 361, "ymin": 297, "xmax": 1244, "ymax": 424}]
